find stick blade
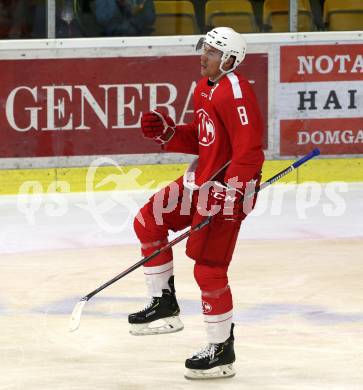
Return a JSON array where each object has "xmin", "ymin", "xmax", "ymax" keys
[{"xmin": 69, "ymin": 299, "xmax": 87, "ymax": 332}]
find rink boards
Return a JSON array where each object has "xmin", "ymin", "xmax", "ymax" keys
[
  {"xmin": 0, "ymin": 157, "xmax": 362, "ymax": 195},
  {"xmin": 0, "ymin": 32, "xmax": 362, "ymax": 193},
  {"xmin": 0, "ymin": 33, "xmax": 362, "ymax": 163}
]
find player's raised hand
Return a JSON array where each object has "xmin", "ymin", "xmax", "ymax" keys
[{"xmin": 141, "ymin": 110, "xmax": 175, "ymax": 144}]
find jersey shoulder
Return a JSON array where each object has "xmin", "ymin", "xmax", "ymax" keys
[{"xmin": 215, "ymin": 72, "xmax": 253, "ymax": 102}]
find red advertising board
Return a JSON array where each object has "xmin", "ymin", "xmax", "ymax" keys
[
  {"xmin": 280, "ymin": 44, "xmax": 363, "ymax": 83},
  {"xmin": 280, "ymin": 118, "xmax": 363, "ymax": 155},
  {"xmin": 279, "ymin": 44, "xmax": 363, "ymax": 156},
  {"xmin": 0, "ymin": 54, "xmax": 268, "ymax": 158}
]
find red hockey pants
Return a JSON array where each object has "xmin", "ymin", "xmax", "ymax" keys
[{"xmin": 133, "ymin": 175, "xmax": 259, "ymax": 315}]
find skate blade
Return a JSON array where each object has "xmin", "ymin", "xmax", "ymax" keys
[
  {"xmin": 129, "ymin": 316, "xmax": 184, "ymax": 336},
  {"xmin": 184, "ymin": 364, "xmax": 235, "ymax": 380}
]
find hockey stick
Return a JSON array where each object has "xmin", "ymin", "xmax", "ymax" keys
[{"xmin": 69, "ymin": 148, "xmax": 320, "ymax": 332}]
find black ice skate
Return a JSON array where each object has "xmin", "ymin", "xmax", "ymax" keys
[
  {"xmin": 128, "ymin": 276, "xmax": 184, "ymax": 336},
  {"xmin": 184, "ymin": 323, "xmax": 236, "ymax": 379}
]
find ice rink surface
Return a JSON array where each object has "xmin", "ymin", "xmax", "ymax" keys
[{"xmin": 1, "ymin": 183, "xmax": 363, "ymax": 389}]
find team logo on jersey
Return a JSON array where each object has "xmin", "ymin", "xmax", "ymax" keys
[
  {"xmin": 197, "ymin": 109, "xmax": 215, "ymax": 146},
  {"xmin": 202, "ymin": 300, "xmax": 212, "ymax": 314}
]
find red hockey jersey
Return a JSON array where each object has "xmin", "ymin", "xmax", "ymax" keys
[{"xmin": 165, "ymin": 72, "xmax": 264, "ymax": 187}]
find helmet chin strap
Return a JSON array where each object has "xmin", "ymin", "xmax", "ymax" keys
[
  {"xmin": 209, "ymin": 58, "xmax": 235, "ymax": 83},
  {"xmin": 209, "ymin": 73, "xmax": 224, "ymax": 83}
]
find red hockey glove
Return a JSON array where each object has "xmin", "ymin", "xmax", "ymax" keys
[
  {"xmin": 141, "ymin": 110, "xmax": 175, "ymax": 144},
  {"xmin": 209, "ymin": 181, "xmax": 245, "ymax": 221}
]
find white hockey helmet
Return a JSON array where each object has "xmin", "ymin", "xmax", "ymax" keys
[{"xmin": 197, "ymin": 27, "xmax": 247, "ymax": 73}]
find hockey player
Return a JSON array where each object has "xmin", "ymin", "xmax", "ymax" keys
[{"xmin": 129, "ymin": 27, "xmax": 264, "ymax": 379}]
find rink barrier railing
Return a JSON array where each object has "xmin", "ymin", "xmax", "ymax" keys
[{"xmin": 0, "ymin": 158, "xmax": 362, "ymax": 195}]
